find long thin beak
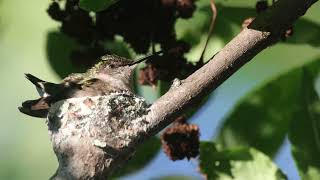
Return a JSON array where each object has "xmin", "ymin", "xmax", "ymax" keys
[
  {"xmin": 129, "ymin": 51, "xmax": 163, "ymax": 66},
  {"xmin": 129, "ymin": 63, "xmax": 138, "ymax": 70}
]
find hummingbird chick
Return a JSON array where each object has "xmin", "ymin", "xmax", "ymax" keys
[{"xmin": 19, "ymin": 54, "xmax": 140, "ymax": 118}]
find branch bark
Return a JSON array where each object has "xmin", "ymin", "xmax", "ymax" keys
[
  {"xmin": 144, "ymin": 0, "xmax": 318, "ymax": 138},
  {"xmin": 49, "ymin": 0, "xmax": 318, "ymax": 179}
]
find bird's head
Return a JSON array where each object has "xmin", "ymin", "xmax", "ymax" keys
[{"xmin": 84, "ymin": 54, "xmax": 137, "ymax": 84}]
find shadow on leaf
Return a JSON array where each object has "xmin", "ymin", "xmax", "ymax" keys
[
  {"xmin": 199, "ymin": 142, "xmax": 286, "ymax": 180},
  {"xmin": 46, "ymin": 31, "xmax": 86, "ymax": 79},
  {"xmin": 289, "ymin": 60, "xmax": 320, "ymax": 179},
  {"xmin": 286, "ymin": 19, "xmax": 320, "ymax": 47},
  {"xmin": 216, "ymin": 67, "xmax": 303, "ymax": 157},
  {"xmin": 216, "ymin": 58, "xmax": 320, "ymax": 158}
]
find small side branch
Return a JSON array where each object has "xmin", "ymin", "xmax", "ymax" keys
[{"xmin": 144, "ymin": 0, "xmax": 317, "ymax": 139}]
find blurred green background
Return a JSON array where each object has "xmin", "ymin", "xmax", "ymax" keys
[
  {"xmin": 1, "ymin": 0, "xmax": 320, "ymax": 179},
  {"xmin": 0, "ymin": 0, "xmax": 58, "ymax": 179}
]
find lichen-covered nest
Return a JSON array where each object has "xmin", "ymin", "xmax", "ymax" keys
[{"xmin": 47, "ymin": 92, "xmax": 150, "ymax": 179}]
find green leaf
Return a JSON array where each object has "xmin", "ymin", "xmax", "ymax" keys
[
  {"xmin": 289, "ymin": 68, "xmax": 320, "ymax": 180},
  {"xmin": 215, "ymin": 57, "xmax": 320, "ymax": 178},
  {"xmin": 158, "ymin": 80, "xmax": 171, "ymax": 96},
  {"xmin": 79, "ymin": 0, "xmax": 118, "ymax": 12},
  {"xmin": 286, "ymin": 19, "xmax": 320, "ymax": 47},
  {"xmin": 176, "ymin": 3, "xmax": 256, "ymax": 62},
  {"xmin": 199, "ymin": 142, "xmax": 287, "ymax": 180},
  {"xmin": 216, "ymin": 68, "xmax": 303, "ymax": 157},
  {"xmin": 46, "ymin": 32, "xmax": 133, "ymax": 79},
  {"xmin": 111, "ymin": 137, "xmax": 161, "ymax": 178},
  {"xmin": 176, "ymin": 2, "xmax": 320, "ymax": 63},
  {"xmin": 46, "ymin": 31, "xmax": 86, "ymax": 78},
  {"xmin": 104, "ymin": 38, "xmax": 132, "ymax": 59}
]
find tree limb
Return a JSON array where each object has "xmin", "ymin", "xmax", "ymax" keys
[
  {"xmin": 49, "ymin": 0, "xmax": 318, "ymax": 179},
  {"xmin": 144, "ymin": 0, "xmax": 317, "ymax": 137}
]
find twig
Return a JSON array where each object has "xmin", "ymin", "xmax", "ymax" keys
[{"xmin": 199, "ymin": 0, "xmax": 217, "ymax": 62}]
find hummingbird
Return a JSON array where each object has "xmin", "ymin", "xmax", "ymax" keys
[{"xmin": 19, "ymin": 52, "xmax": 162, "ymax": 118}]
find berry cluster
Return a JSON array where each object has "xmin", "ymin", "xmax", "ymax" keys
[
  {"xmin": 241, "ymin": 0, "xmax": 293, "ymax": 40},
  {"xmin": 48, "ymin": 0, "xmax": 95, "ymax": 44},
  {"xmin": 139, "ymin": 41, "xmax": 199, "ymax": 86},
  {"xmin": 96, "ymin": 0, "xmax": 195, "ymax": 53},
  {"xmin": 47, "ymin": 0, "xmax": 105, "ymax": 68},
  {"xmin": 241, "ymin": 0, "xmax": 269, "ymax": 29},
  {"xmin": 255, "ymin": 0, "xmax": 268, "ymax": 14},
  {"xmin": 161, "ymin": 116, "xmax": 200, "ymax": 161},
  {"xmin": 47, "ymin": 0, "xmax": 197, "ymax": 78}
]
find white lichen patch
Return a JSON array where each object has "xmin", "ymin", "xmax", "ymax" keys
[
  {"xmin": 93, "ymin": 139, "xmax": 107, "ymax": 148},
  {"xmin": 171, "ymin": 78, "xmax": 181, "ymax": 88},
  {"xmin": 48, "ymin": 92, "xmax": 149, "ymax": 150}
]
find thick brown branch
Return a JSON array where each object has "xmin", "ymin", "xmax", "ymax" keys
[
  {"xmin": 145, "ymin": 28, "xmax": 270, "ymax": 136},
  {"xmin": 144, "ymin": 0, "xmax": 317, "ymax": 138}
]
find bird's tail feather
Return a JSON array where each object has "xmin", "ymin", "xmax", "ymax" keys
[
  {"xmin": 18, "ymin": 97, "xmax": 49, "ymax": 118},
  {"xmin": 25, "ymin": 73, "xmax": 44, "ymax": 88}
]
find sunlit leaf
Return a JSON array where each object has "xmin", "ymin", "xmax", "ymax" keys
[
  {"xmin": 289, "ymin": 67, "xmax": 320, "ymax": 180},
  {"xmin": 79, "ymin": 0, "xmax": 118, "ymax": 12},
  {"xmin": 216, "ymin": 68, "xmax": 303, "ymax": 157},
  {"xmin": 176, "ymin": 2, "xmax": 320, "ymax": 63},
  {"xmin": 216, "ymin": 56, "xmax": 320, "ymax": 159},
  {"xmin": 199, "ymin": 142, "xmax": 287, "ymax": 180},
  {"xmin": 176, "ymin": 3, "xmax": 256, "ymax": 62}
]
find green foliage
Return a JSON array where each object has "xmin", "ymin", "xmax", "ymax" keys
[
  {"xmin": 111, "ymin": 137, "xmax": 161, "ymax": 178},
  {"xmin": 216, "ymin": 58, "xmax": 320, "ymax": 179},
  {"xmin": 199, "ymin": 142, "xmax": 287, "ymax": 180},
  {"xmin": 104, "ymin": 37, "xmax": 132, "ymax": 59},
  {"xmin": 289, "ymin": 66, "xmax": 320, "ymax": 180},
  {"xmin": 176, "ymin": 1, "xmax": 320, "ymax": 62},
  {"xmin": 216, "ymin": 68, "xmax": 303, "ymax": 157},
  {"xmin": 286, "ymin": 19, "xmax": 320, "ymax": 47},
  {"xmin": 46, "ymin": 31, "xmax": 86, "ymax": 78},
  {"xmin": 176, "ymin": 2, "xmax": 256, "ymax": 62},
  {"xmin": 79, "ymin": 0, "xmax": 118, "ymax": 12},
  {"xmin": 46, "ymin": 32, "xmax": 133, "ymax": 79}
]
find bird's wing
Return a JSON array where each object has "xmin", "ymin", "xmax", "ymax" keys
[
  {"xmin": 25, "ymin": 73, "xmax": 65, "ymax": 97},
  {"xmin": 18, "ymin": 97, "xmax": 50, "ymax": 118}
]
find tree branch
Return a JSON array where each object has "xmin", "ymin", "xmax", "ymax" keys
[
  {"xmin": 144, "ymin": 0, "xmax": 317, "ymax": 137},
  {"xmin": 49, "ymin": 0, "xmax": 318, "ymax": 179}
]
